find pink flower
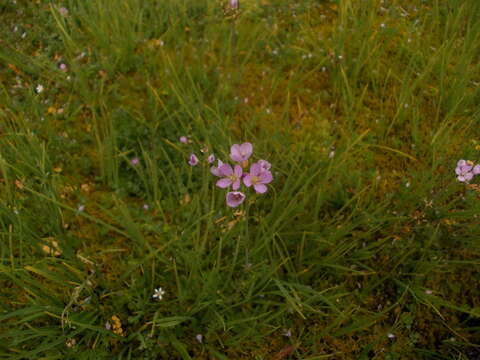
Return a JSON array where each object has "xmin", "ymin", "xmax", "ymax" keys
[
  {"xmin": 188, "ymin": 153, "xmax": 199, "ymax": 166},
  {"xmin": 455, "ymin": 160, "xmax": 474, "ymax": 182},
  {"xmin": 208, "ymin": 154, "xmax": 215, "ymax": 164},
  {"xmin": 58, "ymin": 7, "xmax": 69, "ymax": 16},
  {"xmin": 210, "ymin": 160, "xmax": 224, "ymax": 177},
  {"xmin": 243, "ymin": 162, "xmax": 273, "ymax": 193},
  {"xmin": 229, "ymin": 0, "xmax": 239, "ymax": 10},
  {"xmin": 131, "ymin": 157, "xmax": 140, "ymax": 166},
  {"xmin": 216, "ymin": 164, "xmax": 243, "ymax": 190},
  {"xmin": 226, "ymin": 191, "xmax": 245, "ymax": 207},
  {"xmin": 179, "ymin": 136, "xmax": 188, "ymax": 144},
  {"xmin": 230, "ymin": 143, "xmax": 253, "ymax": 163}
]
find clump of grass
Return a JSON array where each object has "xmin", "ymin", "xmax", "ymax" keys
[{"xmin": 1, "ymin": 0, "xmax": 480, "ymax": 358}]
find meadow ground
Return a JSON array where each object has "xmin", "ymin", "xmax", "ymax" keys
[{"xmin": 1, "ymin": 0, "xmax": 480, "ymax": 359}]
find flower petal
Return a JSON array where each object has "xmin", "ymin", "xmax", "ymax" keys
[
  {"xmin": 216, "ymin": 178, "xmax": 232, "ymax": 188},
  {"xmin": 250, "ymin": 162, "xmax": 261, "ymax": 176},
  {"xmin": 211, "ymin": 166, "xmax": 222, "ymax": 177},
  {"xmin": 240, "ymin": 142, "xmax": 253, "ymax": 159},
  {"xmin": 219, "ymin": 163, "xmax": 233, "ymax": 176},
  {"xmin": 259, "ymin": 170, "xmax": 273, "ymax": 184},
  {"xmin": 232, "ymin": 179, "xmax": 241, "ymax": 190},
  {"xmin": 473, "ymin": 165, "xmax": 480, "ymax": 175},
  {"xmin": 465, "ymin": 172, "xmax": 474, "ymax": 181},
  {"xmin": 230, "ymin": 144, "xmax": 243, "ymax": 162},
  {"xmin": 258, "ymin": 159, "xmax": 271, "ymax": 171},
  {"xmin": 457, "ymin": 159, "xmax": 467, "ymax": 167},
  {"xmin": 254, "ymin": 184, "xmax": 268, "ymax": 193},
  {"xmin": 243, "ymin": 174, "xmax": 252, "ymax": 187},
  {"xmin": 234, "ymin": 164, "xmax": 243, "ymax": 177}
]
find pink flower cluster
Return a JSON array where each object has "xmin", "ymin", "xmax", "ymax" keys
[
  {"xmin": 211, "ymin": 143, "xmax": 273, "ymax": 207},
  {"xmin": 455, "ymin": 159, "xmax": 480, "ymax": 182}
]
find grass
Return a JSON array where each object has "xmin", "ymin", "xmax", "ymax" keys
[{"xmin": 1, "ymin": 0, "xmax": 480, "ymax": 358}]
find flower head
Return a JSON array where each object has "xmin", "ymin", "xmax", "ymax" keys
[
  {"xmin": 152, "ymin": 287, "xmax": 165, "ymax": 300},
  {"xmin": 229, "ymin": 0, "xmax": 239, "ymax": 10},
  {"xmin": 130, "ymin": 157, "xmax": 140, "ymax": 166},
  {"xmin": 35, "ymin": 84, "xmax": 44, "ymax": 94},
  {"xmin": 58, "ymin": 7, "xmax": 69, "ymax": 16},
  {"xmin": 230, "ymin": 143, "xmax": 253, "ymax": 163},
  {"xmin": 179, "ymin": 136, "xmax": 188, "ymax": 144},
  {"xmin": 188, "ymin": 153, "xmax": 199, "ymax": 166},
  {"xmin": 216, "ymin": 164, "xmax": 243, "ymax": 190},
  {"xmin": 208, "ymin": 154, "xmax": 215, "ymax": 164},
  {"xmin": 243, "ymin": 162, "xmax": 273, "ymax": 193},
  {"xmin": 455, "ymin": 159, "xmax": 474, "ymax": 182},
  {"xmin": 226, "ymin": 191, "xmax": 246, "ymax": 207}
]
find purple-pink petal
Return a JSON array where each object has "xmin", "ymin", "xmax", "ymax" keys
[
  {"xmin": 219, "ymin": 163, "xmax": 233, "ymax": 176},
  {"xmin": 232, "ymin": 179, "xmax": 241, "ymax": 190},
  {"xmin": 253, "ymin": 184, "xmax": 268, "ymax": 193},
  {"xmin": 250, "ymin": 163, "xmax": 261, "ymax": 176},
  {"xmin": 234, "ymin": 164, "xmax": 243, "ymax": 177},
  {"xmin": 216, "ymin": 178, "xmax": 232, "ymax": 188},
  {"xmin": 464, "ymin": 172, "xmax": 474, "ymax": 182},
  {"xmin": 457, "ymin": 159, "xmax": 467, "ymax": 167},
  {"xmin": 243, "ymin": 174, "xmax": 252, "ymax": 187},
  {"xmin": 259, "ymin": 171, "xmax": 273, "ymax": 184},
  {"xmin": 473, "ymin": 165, "xmax": 480, "ymax": 175},
  {"xmin": 226, "ymin": 191, "xmax": 246, "ymax": 207},
  {"xmin": 258, "ymin": 159, "xmax": 271, "ymax": 171},
  {"xmin": 239, "ymin": 143, "xmax": 253, "ymax": 159},
  {"xmin": 208, "ymin": 154, "xmax": 215, "ymax": 163}
]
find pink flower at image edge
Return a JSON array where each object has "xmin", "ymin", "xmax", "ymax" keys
[{"xmin": 455, "ymin": 159, "xmax": 474, "ymax": 182}]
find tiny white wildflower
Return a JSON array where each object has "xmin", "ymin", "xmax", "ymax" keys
[
  {"xmin": 196, "ymin": 334, "xmax": 203, "ymax": 343},
  {"xmin": 387, "ymin": 333, "xmax": 395, "ymax": 339},
  {"xmin": 152, "ymin": 287, "xmax": 165, "ymax": 300},
  {"xmin": 35, "ymin": 84, "xmax": 44, "ymax": 94}
]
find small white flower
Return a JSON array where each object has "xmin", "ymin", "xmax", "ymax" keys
[
  {"xmin": 76, "ymin": 204, "xmax": 85, "ymax": 215},
  {"xmin": 387, "ymin": 333, "xmax": 395, "ymax": 339},
  {"xmin": 35, "ymin": 84, "xmax": 44, "ymax": 94},
  {"xmin": 152, "ymin": 287, "xmax": 165, "ymax": 300},
  {"xmin": 196, "ymin": 334, "xmax": 203, "ymax": 343}
]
